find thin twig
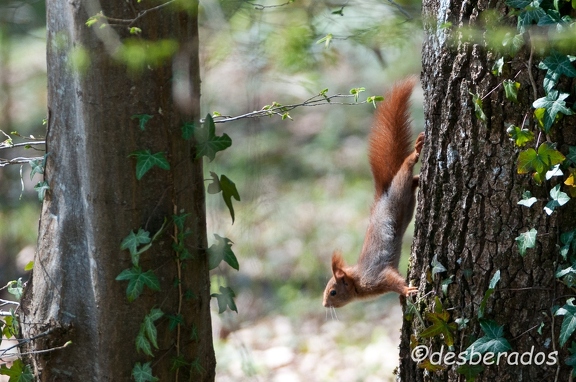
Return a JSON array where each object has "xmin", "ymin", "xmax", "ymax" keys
[
  {"xmin": 0, "ymin": 141, "xmax": 46, "ymax": 150},
  {"xmin": 0, "ymin": 341, "xmax": 71, "ymax": 360},
  {"xmin": 0, "ymin": 156, "xmax": 44, "ymax": 167}
]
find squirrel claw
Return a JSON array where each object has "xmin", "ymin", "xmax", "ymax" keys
[
  {"xmin": 414, "ymin": 132, "xmax": 425, "ymax": 156},
  {"xmin": 404, "ymin": 286, "xmax": 418, "ymax": 296}
]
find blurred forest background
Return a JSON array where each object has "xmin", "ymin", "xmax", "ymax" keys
[{"xmin": 0, "ymin": 0, "xmax": 423, "ymax": 380}]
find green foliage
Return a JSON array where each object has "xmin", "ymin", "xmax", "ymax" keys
[
  {"xmin": 566, "ymin": 342, "xmax": 576, "ymax": 376},
  {"xmin": 211, "ymin": 286, "xmax": 238, "ymax": 314},
  {"xmin": 33, "ymin": 181, "xmax": 49, "ymax": 201},
  {"xmin": 136, "ymin": 308, "xmax": 164, "ymax": 356},
  {"xmin": 129, "ymin": 150, "xmax": 170, "ymax": 180},
  {"xmin": 533, "ymin": 90, "xmax": 573, "ymax": 132},
  {"xmin": 517, "ymin": 142, "xmax": 565, "ymax": 183},
  {"xmin": 419, "ymin": 298, "xmax": 457, "ymax": 347},
  {"xmin": 115, "ymin": 39, "xmax": 179, "ymax": 73},
  {"xmin": 515, "ymin": 228, "xmax": 537, "ymax": 256},
  {"xmin": 193, "ymin": 114, "xmax": 232, "ymax": 161},
  {"xmin": 131, "ymin": 114, "xmax": 153, "ymax": 131},
  {"xmin": 470, "ymin": 92, "xmax": 487, "ymax": 122},
  {"xmin": 7, "ymin": 278, "xmax": 23, "ymax": 300},
  {"xmin": 517, "ymin": 190, "xmax": 537, "ymax": 207},
  {"xmin": 0, "ymin": 359, "xmax": 34, "ymax": 382},
  {"xmin": 132, "ymin": 362, "xmax": 158, "ymax": 382},
  {"xmin": 544, "ymin": 184, "xmax": 570, "ymax": 215},
  {"xmin": 463, "ymin": 320, "xmax": 512, "ymax": 359},
  {"xmin": 507, "ymin": 125, "xmax": 534, "ymax": 147},
  {"xmin": 207, "ymin": 172, "xmax": 241, "ymax": 223},
  {"xmin": 502, "ymin": 79, "xmax": 520, "ymax": 103},
  {"xmin": 478, "ymin": 270, "xmax": 500, "ymax": 319},
  {"xmin": 555, "ymin": 299, "xmax": 576, "ymax": 347},
  {"xmin": 116, "ymin": 267, "xmax": 161, "ymax": 302},
  {"xmin": 207, "ymin": 234, "xmax": 239, "ymax": 270}
]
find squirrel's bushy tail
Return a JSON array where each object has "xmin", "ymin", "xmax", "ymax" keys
[{"xmin": 368, "ymin": 77, "xmax": 416, "ymax": 197}]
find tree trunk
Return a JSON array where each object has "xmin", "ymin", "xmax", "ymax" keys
[
  {"xmin": 20, "ymin": 1, "xmax": 216, "ymax": 380},
  {"xmin": 398, "ymin": 0, "xmax": 576, "ymax": 380}
]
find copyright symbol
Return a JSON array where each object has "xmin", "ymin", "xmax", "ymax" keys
[{"xmin": 411, "ymin": 345, "xmax": 429, "ymax": 362}]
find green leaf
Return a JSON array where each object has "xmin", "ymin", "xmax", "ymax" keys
[
  {"xmin": 29, "ymin": 154, "xmax": 47, "ymax": 180},
  {"xmin": 555, "ymin": 299, "xmax": 576, "ymax": 347},
  {"xmin": 0, "ymin": 359, "xmax": 34, "ymax": 382},
  {"xmin": 456, "ymin": 363, "xmax": 485, "ymax": 380},
  {"xmin": 316, "ymin": 33, "xmax": 333, "ymax": 48},
  {"xmin": 566, "ymin": 341, "xmax": 576, "ymax": 376},
  {"xmin": 479, "ymin": 270, "xmax": 500, "ymax": 318},
  {"xmin": 470, "ymin": 92, "xmax": 487, "ymax": 122},
  {"xmin": 503, "ymin": 80, "xmax": 520, "ymax": 103},
  {"xmin": 492, "ymin": 57, "xmax": 504, "ymax": 76},
  {"xmin": 143, "ymin": 308, "xmax": 163, "ymax": 349},
  {"xmin": 420, "ymin": 310, "xmax": 457, "ymax": 347},
  {"xmin": 121, "ymin": 228, "xmax": 151, "ymax": 259},
  {"xmin": 533, "ymin": 90, "xmax": 574, "ymax": 132},
  {"xmin": 24, "ymin": 261, "xmax": 34, "ymax": 271},
  {"xmin": 129, "ymin": 27, "xmax": 142, "ymax": 35},
  {"xmin": 220, "ymin": 175, "xmax": 240, "ymax": 224},
  {"xmin": 349, "ymin": 87, "xmax": 365, "ymax": 102},
  {"xmin": 517, "ymin": 190, "xmax": 537, "ymax": 207},
  {"xmin": 173, "ymin": 213, "xmax": 190, "ymax": 231},
  {"xmin": 34, "ymin": 181, "xmax": 50, "ymax": 201},
  {"xmin": 515, "ymin": 228, "xmax": 537, "ymax": 256},
  {"xmin": 130, "ymin": 150, "xmax": 170, "ymax": 180},
  {"xmin": 211, "ymin": 286, "xmax": 238, "ymax": 313},
  {"xmin": 538, "ymin": 51, "xmax": 576, "ymax": 92},
  {"xmin": 507, "ymin": 125, "xmax": 534, "ymax": 147},
  {"xmin": 131, "ymin": 114, "xmax": 153, "ymax": 131},
  {"xmin": 206, "ymin": 171, "xmax": 222, "ymax": 194},
  {"xmin": 7, "ymin": 278, "xmax": 23, "ymax": 300},
  {"xmin": 464, "ymin": 320, "xmax": 512, "ymax": 360},
  {"xmin": 167, "ymin": 314, "xmax": 184, "ymax": 331},
  {"xmin": 566, "ymin": 146, "xmax": 576, "ymax": 166},
  {"xmin": 116, "ymin": 267, "xmax": 161, "ymax": 302},
  {"xmin": 171, "ymin": 356, "xmax": 190, "ymax": 371},
  {"xmin": 207, "ymin": 234, "xmax": 239, "ymax": 270},
  {"xmin": 132, "ymin": 362, "xmax": 159, "ymax": 382},
  {"xmin": 194, "ymin": 114, "xmax": 232, "ymax": 161},
  {"xmin": 181, "ymin": 122, "xmax": 195, "ymax": 140},
  {"xmin": 135, "ymin": 330, "xmax": 153, "ymax": 356},
  {"xmin": 544, "ymin": 184, "xmax": 570, "ymax": 215},
  {"xmin": 517, "ymin": 142, "xmax": 565, "ymax": 179},
  {"xmin": 431, "ymin": 254, "xmax": 447, "ymax": 278}
]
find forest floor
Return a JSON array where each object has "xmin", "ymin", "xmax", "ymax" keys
[{"xmin": 213, "ymin": 299, "xmax": 404, "ymax": 382}]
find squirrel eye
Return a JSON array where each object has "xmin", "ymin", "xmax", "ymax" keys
[{"xmin": 330, "ymin": 290, "xmax": 337, "ymax": 296}]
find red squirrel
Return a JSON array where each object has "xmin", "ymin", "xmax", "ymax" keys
[{"xmin": 322, "ymin": 77, "xmax": 424, "ymax": 308}]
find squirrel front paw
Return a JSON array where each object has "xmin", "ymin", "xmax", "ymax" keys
[
  {"xmin": 414, "ymin": 132, "xmax": 425, "ymax": 156},
  {"xmin": 404, "ymin": 286, "xmax": 418, "ymax": 296}
]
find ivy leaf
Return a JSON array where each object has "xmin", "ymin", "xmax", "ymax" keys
[
  {"xmin": 517, "ymin": 142, "xmax": 565, "ymax": 180},
  {"xmin": 7, "ymin": 278, "xmax": 23, "ymax": 300},
  {"xmin": 533, "ymin": 90, "xmax": 574, "ymax": 132},
  {"xmin": 470, "ymin": 92, "xmax": 487, "ymax": 122},
  {"xmin": 207, "ymin": 234, "xmax": 239, "ymax": 270},
  {"xmin": 220, "ymin": 175, "xmax": 240, "ymax": 224},
  {"xmin": 506, "ymin": 125, "xmax": 534, "ymax": 147},
  {"xmin": 116, "ymin": 267, "xmax": 161, "ymax": 302},
  {"xmin": 131, "ymin": 114, "xmax": 153, "ymax": 131},
  {"xmin": 34, "ymin": 181, "xmax": 50, "ymax": 201},
  {"xmin": 0, "ymin": 359, "xmax": 34, "ymax": 382},
  {"xmin": 544, "ymin": 184, "xmax": 570, "ymax": 215},
  {"xmin": 211, "ymin": 286, "xmax": 238, "ymax": 313},
  {"xmin": 167, "ymin": 314, "xmax": 184, "ymax": 331},
  {"xmin": 456, "ymin": 364, "xmax": 485, "ymax": 380},
  {"xmin": 206, "ymin": 171, "xmax": 222, "ymax": 194},
  {"xmin": 503, "ymin": 79, "xmax": 520, "ymax": 103},
  {"xmin": 132, "ymin": 362, "xmax": 159, "ymax": 382},
  {"xmin": 515, "ymin": 228, "xmax": 537, "ymax": 256},
  {"xmin": 129, "ymin": 150, "xmax": 170, "ymax": 180},
  {"xmin": 142, "ymin": 308, "xmax": 163, "ymax": 349},
  {"xmin": 29, "ymin": 154, "xmax": 48, "ymax": 180},
  {"xmin": 420, "ymin": 310, "xmax": 457, "ymax": 347},
  {"xmin": 560, "ymin": 230, "xmax": 576, "ymax": 260},
  {"xmin": 135, "ymin": 330, "xmax": 153, "ymax": 356},
  {"xmin": 546, "ymin": 163, "xmax": 563, "ymax": 180},
  {"xmin": 538, "ymin": 51, "xmax": 576, "ymax": 92},
  {"xmin": 492, "ymin": 57, "xmax": 504, "ymax": 76},
  {"xmin": 181, "ymin": 122, "xmax": 194, "ymax": 141},
  {"xmin": 194, "ymin": 114, "xmax": 232, "ymax": 161},
  {"xmin": 555, "ymin": 299, "xmax": 576, "ymax": 347},
  {"xmin": 464, "ymin": 320, "xmax": 512, "ymax": 359},
  {"xmin": 121, "ymin": 228, "xmax": 151, "ymax": 262},
  {"xmin": 431, "ymin": 254, "xmax": 447, "ymax": 278},
  {"xmin": 517, "ymin": 190, "xmax": 537, "ymax": 207},
  {"xmin": 479, "ymin": 270, "xmax": 500, "ymax": 319},
  {"xmin": 567, "ymin": 341, "xmax": 576, "ymax": 377}
]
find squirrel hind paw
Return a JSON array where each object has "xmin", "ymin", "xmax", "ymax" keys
[{"xmin": 404, "ymin": 286, "xmax": 418, "ymax": 296}]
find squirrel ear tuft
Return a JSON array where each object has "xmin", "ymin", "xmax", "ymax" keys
[{"xmin": 331, "ymin": 251, "xmax": 347, "ymax": 279}]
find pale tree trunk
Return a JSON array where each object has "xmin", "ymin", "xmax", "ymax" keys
[
  {"xmin": 20, "ymin": 0, "xmax": 216, "ymax": 380},
  {"xmin": 398, "ymin": 0, "xmax": 575, "ymax": 380}
]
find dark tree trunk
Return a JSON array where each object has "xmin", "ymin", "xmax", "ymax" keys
[
  {"xmin": 20, "ymin": 1, "xmax": 216, "ymax": 380},
  {"xmin": 398, "ymin": 0, "xmax": 576, "ymax": 381}
]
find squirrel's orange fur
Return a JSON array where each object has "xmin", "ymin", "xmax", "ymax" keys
[{"xmin": 322, "ymin": 77, "xmax": 424, "ymax": 308}]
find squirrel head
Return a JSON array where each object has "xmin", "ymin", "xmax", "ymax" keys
[{"xmin": 322, "ymin": 251, "xmax": 357, "ymax": 308}]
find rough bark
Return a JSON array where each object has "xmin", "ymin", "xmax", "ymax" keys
[
  {"xmin": 20, "ymin": 0, "xmax": 216, "ymax": 380},
  {"xmin": 398, "ymin": 0, "xmax": 576, "ymax": 381}
]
